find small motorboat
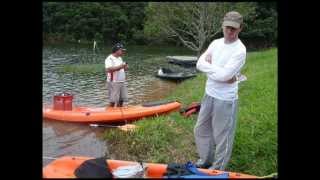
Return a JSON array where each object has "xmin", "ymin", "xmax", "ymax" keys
[
  {"xmin": 156, "ymin": 68, "xmax": 196, "ymax": 81},
  {"xmin": 167, "ymin": 56, "xmax": 198, "ymax": 67}
]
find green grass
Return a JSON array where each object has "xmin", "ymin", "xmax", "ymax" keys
[
  {"xmin": 105, "ymin": 115, "xmax": 197, "ymax": 163},
  {"xmin": 56, "ymin": 55, "xmax": 191, "ymax": 75},
  {"xmin": 103, "ymin": 48, "xmax": 277, "ymax": 177},
  {"xmin": 55, "ymin": 44, "xmax": 195, "ymax": 74}
]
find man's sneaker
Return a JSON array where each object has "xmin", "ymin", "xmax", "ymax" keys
[{"xmin": 195, "ymin": 159, "xmax": 211, "ymax": 168}]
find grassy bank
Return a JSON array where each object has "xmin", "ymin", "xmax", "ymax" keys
[
  {"xmin": 103, "ymin": 48, "xmax": 277, "ymax": 176},
  {"xmin": 55, "ymin": 44, "xmax": 195, "ymax": 74}
]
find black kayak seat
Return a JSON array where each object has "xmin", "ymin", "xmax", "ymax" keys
[{"xmin": 74, "ymin": 157, "xmax": 113, "ymax": 178}]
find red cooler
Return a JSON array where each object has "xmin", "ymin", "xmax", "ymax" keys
[{"xmin": 53, "ymin": 93, "xmax": 73, "ymax": 111}]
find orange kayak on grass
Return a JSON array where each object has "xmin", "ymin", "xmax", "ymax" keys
[
  {"xmin": 43, "ymin": 101, "xmax": 181, "ymax": 123},
  {"xmin": 43, "ymin": 156, "xmax": 258, "ymax": 178}
]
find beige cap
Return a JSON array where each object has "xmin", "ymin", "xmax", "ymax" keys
[{"xmin": 222, "ymin": 11, "xmax": 243, "ymax": 28}]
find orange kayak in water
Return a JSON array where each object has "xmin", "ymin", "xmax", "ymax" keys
[
  {"xmin": 43, "ymin": 101, "xmax": 181, "ymax": 123},
  {"xmin": 43, "ymin": 156, "xmax": 258, "ymax": 178}
]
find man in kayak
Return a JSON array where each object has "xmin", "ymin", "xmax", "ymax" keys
[
  {"xmin": 194, "ymin": 11, "xmax": 246, "ymax": 170},
  {"xmin": 105, "ymin": 43, "xmax": 129, "ymax": 107}
]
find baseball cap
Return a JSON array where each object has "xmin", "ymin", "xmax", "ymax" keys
[
  {"xmin": 222, "ymin": 11, "xmax": 243, "ymax": 28},
  {"xmin": 112, "ymin": 43, "xmax": 126, "ymax": 53}
]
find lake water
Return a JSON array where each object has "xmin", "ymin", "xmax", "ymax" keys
[{"xmin": 42, "ymin": 43, "xmax": 194, "ymax": 166}]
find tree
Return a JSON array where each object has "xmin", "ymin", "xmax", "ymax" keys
[
  {"xmin": 144, "ymin": 2, "xmax": 256, "ymax": 56},
  {"xmin": 43, "ymin": 2, "xmax": 147, "ymax": 44},
  {"xmin": 241, "ymin": 2, "xmax": 277, "ymax": 49}
]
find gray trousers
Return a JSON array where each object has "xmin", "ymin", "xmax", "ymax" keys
[
  {"xmin": 194, "ymin": 94, "xmax": 238, "ymax": 170},
  {"xmin": 107, "ymin": 81, "xmax": 128, "ymax": 105}
]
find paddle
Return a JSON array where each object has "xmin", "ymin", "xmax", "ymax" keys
[
  {"xmin": 43, "ymin": 156, "xmax": 58, "ymax": 160},
  {"xmin": 180, "ymin": 102, "xmax": 201, "ymax": 117},
  {"xmin": 90, "ymin": 123, "xmax": 137, "ymax": 132}
]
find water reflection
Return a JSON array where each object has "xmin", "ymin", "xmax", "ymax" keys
[{"xmin": 42, "ymin": 120, "xmax": 108, "ymax": 166}]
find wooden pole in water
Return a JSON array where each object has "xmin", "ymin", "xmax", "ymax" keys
[{"xmin": 93, "ymin": 40, "xmax": 97, "ymax": 52}]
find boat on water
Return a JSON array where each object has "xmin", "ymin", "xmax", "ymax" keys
[
  {"xmin": 155, "ymin": 68, "xmax": 196, "ymax": 81},
  {"xmin": 43, "ymin": 100, "xmax": 181, "ymax": 123},
  {"xmin": 167, "ymin": 56, "xmax": 198, "ymax": 67}
]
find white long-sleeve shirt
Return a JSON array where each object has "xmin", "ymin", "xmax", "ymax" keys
[{"xmin": 196, "ymin": 38, "xmax": 246, "ymax": 101}]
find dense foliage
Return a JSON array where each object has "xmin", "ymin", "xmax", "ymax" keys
[
  {"xmin": 241, "ymin": 2, "xmax": 278, "ymax": 49},
  {"xmin": 43, "ymin": 2, "xmax": 147, "ymax": 45},
  {"xmin": 43, "ymin": 2, "xmax": 277, "ymax": 50}
]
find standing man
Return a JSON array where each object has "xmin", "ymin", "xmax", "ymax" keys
[
  {"xmin": 194, "ymin": 11, "xmax": 246, "ymax": 170},
  {"xmin": 105, "ymin": 43, "xmax": 129, "ymax": 107}
]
